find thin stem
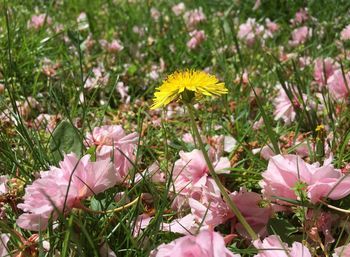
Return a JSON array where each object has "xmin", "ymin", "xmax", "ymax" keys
[
  {"xmin": 320, "ymin": 200, "xmax": 350, "ymax": 214},
  {"xmin": 185, "ymin": 103, "xmax": 258, "ymax": 240},
  {"xmin": 76, "ymin": 195, "xmax": 140, "ymax": 215}
]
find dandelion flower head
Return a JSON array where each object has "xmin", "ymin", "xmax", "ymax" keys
[{"xmin": 151, "ymin": 70, "xmax": 228, "ymax": 109}]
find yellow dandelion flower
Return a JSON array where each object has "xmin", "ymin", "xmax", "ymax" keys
[{"xmin": 151, "ymin": 70, "xmax": 228, "ymax": 109}]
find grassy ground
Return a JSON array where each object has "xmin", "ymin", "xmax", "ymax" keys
[{"xmin": 1, "ymin": 0, "xmax": 350, "ymax": 256}]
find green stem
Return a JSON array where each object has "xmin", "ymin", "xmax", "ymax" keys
[{"xmin": 186, "ymin": 103, "xmax": 258, "ymax": 240}]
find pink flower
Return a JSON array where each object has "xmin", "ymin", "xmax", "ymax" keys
[
  {"xmin": 313, "ymin": 58, "xmax": 337, "ymax": 86},
  {"xmin": 252, "ymin": 145, "xmax": 276, "ymax": 160},
  {"xmin": 172, "ymin": 3, "xmax": 186, "ymax": 16},
  {"xmin": 151, "ymin": 8, "xmax": 161, "ymax": 21},
  {"xmin": 28, "ymin": 14, "xmax": 52, "ymax": 30},
  {"xmin": 189, "ymin": 178, "xmax": 233, "ymax": 228},
  {"xmin": 17, "ymin": 153, "xmax": 116, "ymax": 231},
  {"xmin": 116, "ymin": 81, "xmax": 130, "ymax": 104},
  {"xmin": 340, "ymin": 25, "xmax": 350, "ymax": 41},
  {"xmin": 289, "ymin": 26, "xmax": 310, "ymax": 46},
  {"xmin": 327, "ymin": 69, "xmax": 350, "ymax": 100},
  {"xmin": 273, "ymin": 86, "xmax": 297, "ymax": 124},
  {"xmin": 132, "ymin": 214, "xmax": 153, "ymax": 237},
  {"xmin": 334, "ymin": 242, "xmax": 350, "ymax": 257},
  {"xmin": 0, "ymin": 176, "xmax": 8, "ymax": 194},
  {"xmin": 85, "ymin": 125, "xmax": 138, "ymax": 183},
  {"xmin": 187, "ymin": 30, "xmax": 206, "ymax": 50},
  {"xmin": 0, "ymin": 234, "xmax": 10, "ymax": 257},
  {"xmin": 107, "ymin": 40, "xmax": 124, "ymax": 53},
  {"xmin": 253, "ymin": 235, "xmax": 311, "ymax": 257},
  {"xmin": 100, "ymin": 40, "xmax": 123, "ymax": 53},
  {"xmin": 183, "ymin": 8, "xmax": 206, "ymax": 30},
  {"xmin": 150, "ymin": 230, "xmax": 240, "ymax": 257},
  {"xmin": 161, "ymin": 214, "xmax": 197, "ymax": 235},
  {"xmin": 172, "ymin": 149, "xmax": 230, "ymax": 201},
  {"xmin": 265, "ymin": 19, "xmax": 279, "ymax": 33},
  {"xmin": 263, "ymin": 19, "xmax": 279, "ymax": 39},
  {"xmin": 230, "ymin": 188, "xmax": 273, "ymax": 237},
  {"xmin": 260, "ymin": 154, "xmax": 350, "ymax": 204},
  {"xmin": 84, "ymin": 66, "xmax": 110, "ymax": 90},
  {"xmin": 237, "ymin": 18, "xmax": 264, "ymax": 47},
  {"xmin": 33, "ymin": 113, "xmax": 61, "ymax": 133},
  {"xmin": 290, "ymin": 8, "xmax": 309, "ymax": 26}
]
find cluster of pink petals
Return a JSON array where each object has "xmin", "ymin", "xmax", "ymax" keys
[
  {"xmin": 253, "ymin": 235, "xmax": 311, "ymax": 257},
  {"xmin": 116, "ymin": 81, "xmax": 130, "ymax": 104},
  {"xmin": 183, "ymin": 8, "xmax": 206, "ymax": 30},
  {"xmin": 265, "ymin": 19, "xmax": 279, "ymax": 37},
  {"xmin": 166, "ymin": 147, "xmax": 272, "ymax": 235},
  {"xmin": 189, "ymin": 177, "xmax": 233, "ymax": 228},
  {"xmin": 230, "ymin": 188, "xmax": 273, "ymax": 237},
  {"xmin": 237, "ymin": 18, "xmax": 264, "ymax": 47},
  {"xmin": 85, "ymin": 125, "xmax": 138, "ymax": 183},
  {"xmin": 187, "ymin": 30, "xmax": 206, "ymax": 50},
  {"xmin": 17, "ymin": 153, "xmax": 116, "ymax": 231},
  {"xmin": 340, "ymin": 25, "xmax": 350, "ymax": 41},
  {"xmin": 334, "ymin": 242, "xmax": 350, "ymax": 257},
  {"xmin": 171, "ymin": 149, "xmax": 230, "ymax": 209},
  {"xmin": 172, "ymin": 2, "xmax": 186, "ymax": 16},
  {"xmin": 290, "ymin": 8, "xmax": 309, "ymax": 26},
  {"xmin": 289, "ymin": 26, "xmax": 310, "ymax": 46},
  {"xmin": 0, "ymin": 176, "xmax": 8, "ymax": 194},
  {"xmin": 313, "ymin": 58, "xmax": 338, "ymax": 86},
  {"xmin": 84, "ymin": 66, "xmax": 110, "ymax": 90},
  {"xmin": 260, "ymin": 154, "xmax": 350, "ymax": 204},
  {"xmin": 28, "ymin": 14, "xmax": 52, "ymax": 30},
  {"xmin": 150, "ymin": 230, "xmax": 240, "ymax": 257},
  {"xmin": 99, "ymin": 39, "xmax": 124, "ymax": 53},
  {"xmin": 33, "ymin": 113, "xmax": 61, "ymax": 133},
  {"xmin": 150, "ymin": 8, "xmax": 161, "ymax": 21},
  {"xmin": 327, "ymin": 69, "xmax": 350, "ymax": 100}
]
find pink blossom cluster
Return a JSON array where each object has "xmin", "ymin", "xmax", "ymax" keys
[
  {"xmin": 85, "ymin": 125, "xmax": 138, "ymax": 183},
  {"xmin": 340, "ymin": 25, "xmax": 350, "ymax": 41},
  {"xmin": 187, "ymin": 30, "xmax": 206, "ymax": 50},
  {"xmin": 17, "ymin": 153, "xmax": 117, "ymax": 231},
  {"xmin": 253, "ymin": 235, "xmax": 312, "ymax": 257},
  {"xmin": 172, "ymin": 2, "xmax": 186, "ymax": 16},
  {"xmin": 237, "ymin": 18, "xmax": 279, "ymax": 47},
  {"xmin": 84, "ymin": 65, "xmax": 110, "ymax": 90},
  {"xmin": 289, "ymin": 26, "xmax": 311, "ymax": 46},
  {"xmin": 290, "ymin": 8, "xmax": 309, "ymax": 26},
  {"xmin": 28, "ymin": 14, "xmax": 52, "ymax": 30},
  {"xmin": 99, "ymin": 39, "xmax": 124, "ymax": 53},
  {"xmin": 150, "ymin": 230, "xmax": 240, "ymax": 257},
  {"xmin": 312, "ymin": 57, "xmax": 349, "ymax": 100},
  {"xmin": 260, "ymin": 154, "xmax": 350, "ymax": 204},
  {"xmin": 183, "ymin": 8, "xmax": 206, "ymax": 30}
]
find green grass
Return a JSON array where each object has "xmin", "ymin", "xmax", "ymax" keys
[{"xmin": 1, "ymin": 0, "xmax": 350, "ymax": 256}]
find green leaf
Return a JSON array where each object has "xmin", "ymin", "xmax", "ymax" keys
[
  {"xmin": 49, "ymin": 120, "xmax": 82, "ymax": 162},
  {"xmin": 267, "ymin": 218, "xmax": 301, "ymax": 244}
]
